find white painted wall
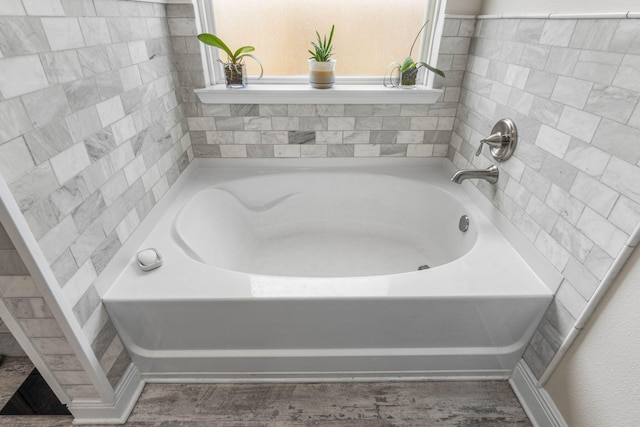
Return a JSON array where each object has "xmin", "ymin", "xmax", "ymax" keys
[
  {"xmin": 546, "ymin": 248, "xmax": 640, "ymax": 426},
  {"xmin": 446, "ymin": 0, "xmax": 482, "ymax": 15},
  {"xmin": 480, "ymin": 0, "xmax": 640, "ymax": 14}
]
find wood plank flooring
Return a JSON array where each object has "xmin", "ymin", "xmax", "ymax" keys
[
  {"xmin": 0, "ymin": 380, "xmax": 531, "ymax": 426},
  {"xmin": 0, "ymin": 357, "xmax": 33, "ymax": 409}
]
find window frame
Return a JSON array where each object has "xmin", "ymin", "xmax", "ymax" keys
[{"xmin": 192, "ymin": 0, "xmax": 448, "ymax": 104}]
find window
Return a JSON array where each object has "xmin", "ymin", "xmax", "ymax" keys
[{"xmin": 196, "ymin": 0, "xmax": 447, "ymax": 87}]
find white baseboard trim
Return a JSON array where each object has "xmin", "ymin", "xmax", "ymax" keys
[
  {"xmin": 69, "ymin": 364, "xmax": 144, "ymax": 425},
  {"xmin": 64, "ymin": 360, "xmax": 563, "ymax": 425},
  {"xmin": 509, "ymin": 360, "xmax": 567, "ymax": 427}
]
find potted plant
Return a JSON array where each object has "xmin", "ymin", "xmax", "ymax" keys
[
  {"xmin": 384, "ymin": 21, "xmax": 445, "ymax": 89},
  {"xmin": 197, "ymin": 33, "xmax": 263, "ymax": 88},
  {"xmin": 308, "ymin": 25, "xmax": 336, "ymax": 89}
]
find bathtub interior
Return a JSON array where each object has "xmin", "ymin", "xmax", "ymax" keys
[{"xmin": 174, "ymin": 173, "xmax": 478, "ymax": 277}]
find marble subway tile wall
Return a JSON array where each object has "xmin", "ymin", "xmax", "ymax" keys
[
  {"xmin": 166, "ymin": 4, "xmax": 204, "ymax": 118},
  {"xmin": 450, "ymin": 17, "xmax": 640, "ymax": 378},
  {"xmin": 168, "ymin": 9, "xmax": 474, "ymax": 158},
  {"xmin": 0, "ymin": 0, "xmax": 191, "ymax": 397},
  {"xmin": 188, "ymin": 102, "xmax": 453, "ymax": 159}
]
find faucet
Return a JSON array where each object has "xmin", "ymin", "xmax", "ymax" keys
[{"xmin": 451, "ymin": 165, "xmax": 499, "ymax": 184}]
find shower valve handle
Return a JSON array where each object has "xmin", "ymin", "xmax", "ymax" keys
[
  {"xmin": 475, "ymin": 118, "xmax": 518, "ymax": 161},
  {"xmin": 476, "ymin": 133, "xmax": 509, "ymax": 156}
]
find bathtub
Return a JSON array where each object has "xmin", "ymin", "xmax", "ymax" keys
[{"xmin": 101, "ymin": 158, "xmax": 554, "ymax": 381}]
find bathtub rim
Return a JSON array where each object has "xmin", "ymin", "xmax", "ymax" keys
[{"xmin": 95, "ymin": 157, "xmax": 562, "ymax": 299}]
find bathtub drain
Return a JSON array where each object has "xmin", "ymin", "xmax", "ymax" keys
[{"xmin": 418, "ymin": 264, "xmax": 430, "ymax": 270}]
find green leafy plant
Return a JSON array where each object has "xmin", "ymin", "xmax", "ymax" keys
[
  {"xmin": 398, "ymin": 21, "xmax": 445, "ymax": 80},
  {"xmin": 197, "ymin": 33, "xmax": 263, "ymax": 78},
  {"xmin": 308, "ymin": 25, "xmax": 335, "ymax": 62}
]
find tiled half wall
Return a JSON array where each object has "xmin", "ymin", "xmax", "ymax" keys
[{"xmin": 450, "ymin": 17, "xmax": 640, "ymax": 378}]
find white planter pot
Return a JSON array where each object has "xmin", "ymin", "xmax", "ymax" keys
[{"xmin": 308, "ymin": 59, "xmax": 336, "ymax": 89}]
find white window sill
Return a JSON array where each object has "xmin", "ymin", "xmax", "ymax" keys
[{"xmin": 194, "ymin": 84, "xmax": 443, "ymax": 105}]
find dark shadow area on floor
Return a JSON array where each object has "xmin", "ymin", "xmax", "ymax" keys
[{"xmin": 0, "ymin": 369, "xmax": 70, "ymax": 416}]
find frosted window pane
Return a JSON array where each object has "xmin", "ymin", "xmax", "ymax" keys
[{"xmin": 212, "ymin": 0, "xmax": 427, "ymax": 77}]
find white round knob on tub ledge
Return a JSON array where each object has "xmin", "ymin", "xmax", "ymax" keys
[{"xmin": 136, "ymin": 248, "xmax": 163, "ymax": 271}]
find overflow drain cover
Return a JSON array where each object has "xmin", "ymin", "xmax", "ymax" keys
[{"xmin": 459, "ymin": 215, "xmax": 470, "ymax": 232}]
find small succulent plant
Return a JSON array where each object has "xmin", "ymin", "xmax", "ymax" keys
[{"xmin": 308, "ymin": 25, "xmax": 335, "ymax": 62}]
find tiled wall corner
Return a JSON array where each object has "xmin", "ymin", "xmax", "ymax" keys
[
  {"xmin": 451, "ymin": 17, "xmax": 640, "ymax": 378},
  {"xmin": 0, "ymin": 0, "xmax": 192, "ymax": 399},
  {"xmin": 169, "ymin": 14, "xmax": 475, "ymax": 158},
  {"xmin": 167, "ymin": 3, "xmax": 203, "ymax": 118}
]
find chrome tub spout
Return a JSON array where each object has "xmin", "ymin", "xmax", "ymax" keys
[{"xmin": 451, "ymin": 165, "xmax": 499, "ymax": 184}]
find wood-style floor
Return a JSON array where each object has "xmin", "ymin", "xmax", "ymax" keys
[
  {"xmin": 0, "ymin": 357, "xmax": 33, "ymax": 409},
  {"xmin": 0, "ymin": 377, "xmax": 532, "ymax": 426}
]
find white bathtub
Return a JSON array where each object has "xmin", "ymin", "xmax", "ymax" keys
[{"xmin": 102, "ymin": 158, "xmax": 554, "ymax": 381}]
